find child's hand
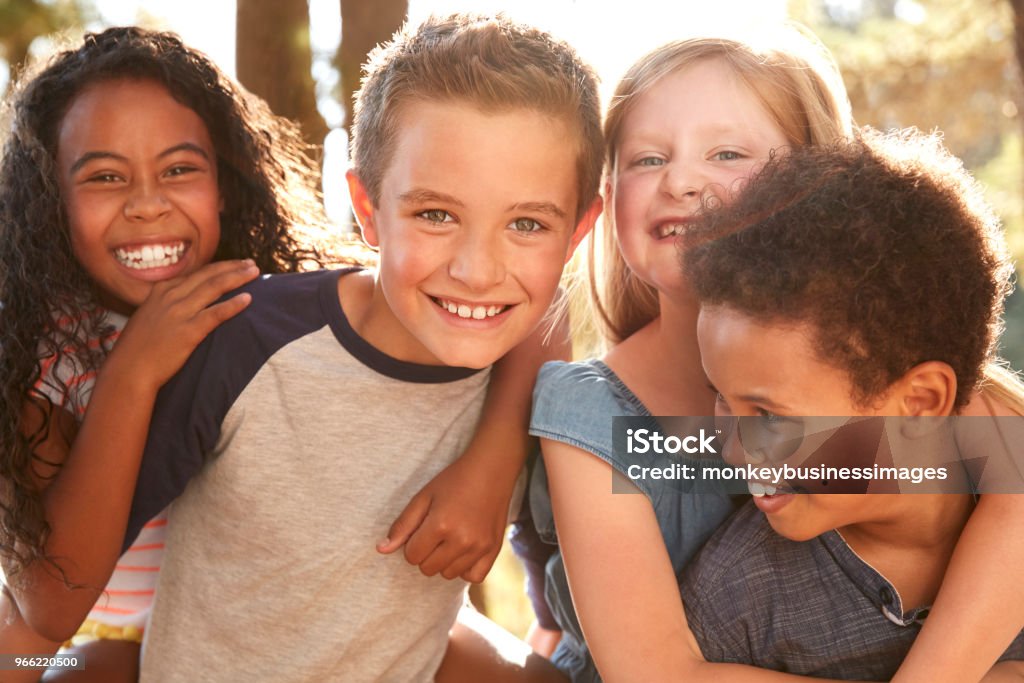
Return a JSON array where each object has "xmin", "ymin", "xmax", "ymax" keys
[
  {"xmin": 110, "ymin": 259, "xmax": 259, "ymax": 393},
  {"xmin": 379, "ymin": 455, "xmax": 510, "ymax": 583},
  {"xmin": 525, "ymin": 621, "xmax": 563, "ymax": 658}
]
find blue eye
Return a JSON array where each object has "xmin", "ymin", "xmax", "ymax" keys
[
  {"xmin": 714, "ymin": 151, "xmax": 742, "ymax": 161},
  {"xmin": 510, "ymin": 218, "xmax": 544, "ymax": 233},
  {"xmin": 418, "ymin": 209, "xmax": 454, "ymax": 224},
  {"xmin": 636, "ymin": 157, "xmax": 665, "ymax": 167}
]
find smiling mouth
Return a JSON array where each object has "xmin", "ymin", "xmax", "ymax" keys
[
  {"xmin": 114, "ymin": 241, "xmax": 188, "ymax": 270},
  {"xmin": 749, "ymin": 480, "xmax": 807, "ymax": 498},
  {"xmin": 432, "ymin": 297, "xmax": 511, "ymax": 320},
  {"xmin": 654, "ymin": 222, "xmax": 694, "ymax": 239}
]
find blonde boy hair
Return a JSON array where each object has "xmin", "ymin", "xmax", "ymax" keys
[
  {"xmin": 590, "ymin": 25, "xmax": 853, "ymax": 346},
  {"xmin": 351, "ymin": 13, "xmax": 603, "ymax": 220}
]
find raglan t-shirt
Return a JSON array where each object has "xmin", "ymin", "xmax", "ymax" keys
[{"xmin": 125, "ymin": 268, "xmax": 491, "ymax": 682}]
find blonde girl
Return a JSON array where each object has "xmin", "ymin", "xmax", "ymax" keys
[{"xmin": 527, "ymin": 28, "xmax": 1024, "ymax": 683}]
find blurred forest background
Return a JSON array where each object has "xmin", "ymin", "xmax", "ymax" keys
[{"xmin": 2, "ymin": 0, "xmax": 1023, "ymax": 636}]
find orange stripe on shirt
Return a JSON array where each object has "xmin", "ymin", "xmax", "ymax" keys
[
  {"xmin": 90, "ymin": 605, "xmax": 139, "ymax": 615},
  {"xmin": 104, "ymin": 589, "xmax": 156, "ymax": 597},
  {"xmin": 114, "ymin": 565, "xmax": 160, "ymax": 572},
  {"xmin": 143, "ymin": 519, "xmax": 168, "ymax": 529},
  {"xmin": 124, "ymin": 543, "xmax": 164, "ymax": 552}
]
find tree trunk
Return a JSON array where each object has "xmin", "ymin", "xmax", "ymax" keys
[
  {"xmin": 236, "ymin": 0, "xmax": 330, "ymax": 149},
  {"xmin": 337, "ymin": 0, "xmax": 408, "ymax": 132}
]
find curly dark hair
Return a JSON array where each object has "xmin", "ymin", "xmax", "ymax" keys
[
  {"xmin": 684, "ymin": 129, "xmax": 1014, "ymax": 411},
  {"xmin": 0, "ymin": 26, "xmax": 338, "ymax": 579}
]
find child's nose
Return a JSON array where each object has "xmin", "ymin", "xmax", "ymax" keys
[
  {"xmin": 123, "ymin": 181, "xmax": 172, "ymax": 221},
  {"xmin": 659, "ymin": 160, "xmax": 702, "ymax": 203},
  {"xmin": 448, "ymin": 231, "xmax": 506, "ymax": 291}
]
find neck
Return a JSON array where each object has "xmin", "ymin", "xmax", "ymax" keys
[
  {"xmin": 604, "ymin": 290, "xmax": 712, "ymax": 415},
  {"xmin": 841, "ymin": 494, "xmax": 974, "ymax": 608}
]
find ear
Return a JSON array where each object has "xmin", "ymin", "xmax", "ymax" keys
[
  {"xmin": 346, "ymin": 170, "xmax": 379, "ymax": 248},
  {"xmin": 565, "ymin": 196, "xmax": 603, "ymax": 263},
  {"xmin": 891, "ymin": 361, "xmax": 957, "ymax": 417}
]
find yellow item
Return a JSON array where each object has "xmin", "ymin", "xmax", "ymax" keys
[{"xmin": 63, "ymin": 618, "xmax": 145, "ymax": 648}]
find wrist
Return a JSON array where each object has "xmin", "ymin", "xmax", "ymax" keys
[{"xmin": 94, "ymin": 347, "xmax": 164, "ymax": 401}]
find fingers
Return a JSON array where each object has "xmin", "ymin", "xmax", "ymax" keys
[
  {"xmin": 462, "ymin": 547, "xmax": 500, "ymax": 584},
  {"xmin": 378, "ymin": 493, "xmax": 432, "ymax": 555},
  {"xmin": 405, "ymin": 526, "xmax": 500, "ymax": 581},
  {"xmin": 167, "ymin": 259, "xmax": 259, "ymax": 307},
  {"xmin": 189, "ymin": 292, "xmax": 253, "ymax": 339}
]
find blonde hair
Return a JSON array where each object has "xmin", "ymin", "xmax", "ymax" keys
[
  {"xmin": 589, "ymin": 26, "xmax": 854, "ymax": 345},
  {"xmin": 351, "ymin": 13, "xmax": 603, "ymax": 220},
  {"xmin": 980, "ymin": 362, "xmax": 1024, "ymax": 415}
]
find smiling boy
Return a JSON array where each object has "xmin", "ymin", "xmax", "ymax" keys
[
  {"xmin": 119, "ymin": 14, "xmax": 602, "ymax": 682},
  {"xmin": 679, "ymin": 133, "xmax": 1024, "ymax": 680}
]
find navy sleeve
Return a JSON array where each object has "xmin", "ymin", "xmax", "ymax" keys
[
  {"xmin": 122, "ymin": 328, "xmax": 230, "ymax": 551},
  {"xmin": 122, "ymin": 270, "xmax": 340, "ymax": 551}
]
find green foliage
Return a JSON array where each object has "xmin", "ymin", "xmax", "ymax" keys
[
  {"xmin": 792, "ymin": 0, "xmax": 1024, "ymax": 370},
  {"xmin": 0, "ymin": 0, "xmax": 86, "ymax": 83}
]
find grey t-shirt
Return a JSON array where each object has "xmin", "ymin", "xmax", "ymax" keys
[
  {"xmin": 680, "ymin": 501, "xmax": 1024, "ymax": 680},
  {"xmin": 127, "ymin": 269, "xmax": 491, "ymax": 682}
]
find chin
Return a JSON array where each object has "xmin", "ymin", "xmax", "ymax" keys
[{"xmin": 436, "ymin": 350, "xmax": 500, "ymax": 370}]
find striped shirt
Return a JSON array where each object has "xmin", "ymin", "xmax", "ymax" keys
[{"xmin": 36, "ymin": 309, "xmax": 167, "ymax": 630}]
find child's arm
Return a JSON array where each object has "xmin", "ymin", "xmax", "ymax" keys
[
  {"xmin": 4, "ymin": 260, "xmax": 257, "ymax": 642},
  {"xmin": 893, "ymin": 494, "xmax": 1024, "ymax": 683},
  {"xmin": 893, "ymin": 386, "xmax": 1024, "ymax": 683},
  {"xmin": 544, "ymin": 438, "xmax": 852, "ymax": 683},
  {"xmin": 981, "ymin": 661, "xmax": 1024, "ymax": 681},
  {"xmin": 379, "ymin": 311, "xmax": 571, "ymax": 582},
  {"xmin": 0, "ymin": 593, "xmax": 63, "ymax": 683}
]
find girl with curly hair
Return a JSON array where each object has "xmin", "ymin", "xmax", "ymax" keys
[{"xmin": 0, "ymin": 26, "xmax": 332, "ymax": 680}]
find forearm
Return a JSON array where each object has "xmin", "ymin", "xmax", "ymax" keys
[
  {"xmin": 13, "ymin": 351, "xmax": 158, "ymax": 641},
  {"xmin": 468, "ymin": 311, "xmax": 571, "ymax": 485},
  {"xmin": 0, "ymin": 591, "xmax": 63, "ymax": 682},
  {"xmin": 545, "ymin": 441, "xmax": 850, "ymax": 683},
  {"xmin": 981, "ymin": 661, "xmax": 1024, "ymax": 682},
  {"xmin": 894, "ymin": 494, "xmax": 1024, "ymax": 683}
]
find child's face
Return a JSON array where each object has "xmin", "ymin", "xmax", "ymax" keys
[
  {"xmin": 57, "ymin": 78, "xmax": 222, "ymax": 314},
  {"xmin": 697, "ymin": 305, "xmax": 906, "ymax": 540},
  {"xmin": 348, "ymin": 100, "xmax": 596, "ymax": 368},
  {"xmin": 612, "ymin": 59, "xmax": 790, "ymax": 298}
]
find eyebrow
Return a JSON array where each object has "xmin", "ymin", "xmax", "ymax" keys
[
  {"xmin": 398, "ymin": 190, "xmax": 568, "ymax": 222},
  {"xmin": 68, "ymin": 142, "xmax": 212, "ymax": 175},
  {"xmin": 509, "ymin": 201, "xmax": 568, "ymax": 221},
  {"xmin": 737, "ymin": 393, "xmax": 791, "ymax": 412},
  {"xmin": 398, "ymin": 189, "xmax": 465, "ymax": 207}
]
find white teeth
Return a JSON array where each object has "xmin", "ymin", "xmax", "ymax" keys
[
  {"xmin": 657, "ymin": 223, "xmax": 690, "ymax": 239},
  {"xmin": 764, "ymin": 485, "xmax": 777, "ymax": 496},
  {"xmin": 749, "ymin": 482, "xmax": 766, "ymax": 497},
  {"xmin": 114, "ymin": 241, "xmax": 186, "ymax": 270},
  {"xmin": 436, "ymin": 298, "xmax": 506, "ymax": 319}
]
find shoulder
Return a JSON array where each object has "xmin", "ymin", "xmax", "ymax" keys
[
  {"xmin": 532, "ymin": 359, "xmax": 646, "ymax": 424},
  {"xmin": 530, "ymin": 359, "xmax": 647, "ymax": 463}
]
